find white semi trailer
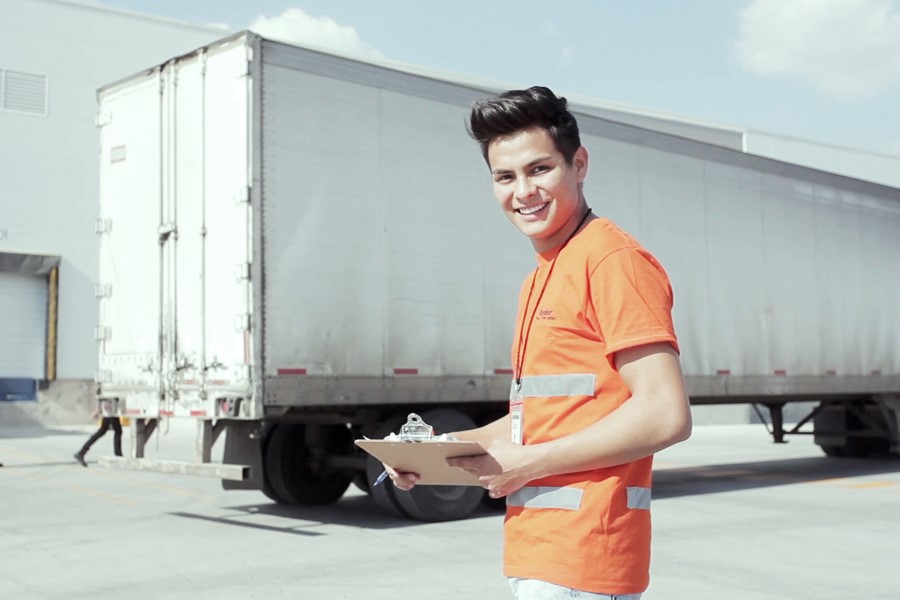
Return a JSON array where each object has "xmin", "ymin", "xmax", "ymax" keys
[{"xmin": 95, "ymin": 32, "xmax": 900, "ymax": 521}]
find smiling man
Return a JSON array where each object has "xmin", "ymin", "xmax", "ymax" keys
[{"xmin": 389, "ymin": 86, "xmax": 693, "ymax": 599}]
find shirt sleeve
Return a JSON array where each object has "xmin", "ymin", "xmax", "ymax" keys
[{"xmin": 588, "ymin": 246, "xmax": 679, "ymax": 360}]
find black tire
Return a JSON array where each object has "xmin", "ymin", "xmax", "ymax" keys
[
  {"xmin": 824, "ymin": 437, "xmax": 868, "ymax": 458},
  {"xmin": 820, "ymin": 436, "xmax": 890, "ymax": 458},
  {"xmin": 351, "ymin": 471, "xmax": 370, "ymax": 494},
  {"xmin": 366, "ymin": 413, "xmax": 409, "ymax": 518},
  {"xmin": 259, "ymin": 423, "xmax": 283, "ymax": 503},
  {"xmin": 820, "ymin": 444, "xmax": 846, "ymax": 458},
  {"xmin": 394, "ymin": 408, "xmax": 484, "ymax": 522},
  {"xmin": 265, "ymin": 423, "xmax": 353, "ymax": 506},
  {"xmin": 481, "ymin": 492, "xmax": 507, "ymax": 511},
  {"xmin": 816, "ymin": 401, "xmax": 891, "ymax": 458}
]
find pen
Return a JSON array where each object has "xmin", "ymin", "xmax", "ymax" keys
[{"xmin": 373, "ymin": 469, "xmax": 389, "ymax": 487}]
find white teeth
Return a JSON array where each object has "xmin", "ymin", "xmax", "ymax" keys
[{"xmin": 518, "ymin": 203, "xmax": 547, "ymax": 215}]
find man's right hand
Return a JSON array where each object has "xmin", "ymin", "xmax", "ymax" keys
[{"xmin": 384, "ymin": 464, "xmax": 420, "ymax": 491}]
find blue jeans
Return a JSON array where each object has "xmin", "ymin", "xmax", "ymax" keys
[{"xmin": 508, "ymin": 578, "xmax": 642, "ymax": 600}]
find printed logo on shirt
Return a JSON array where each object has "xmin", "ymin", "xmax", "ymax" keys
[{"xmin": 535, "ymin": 308, "xmax": 556, "ymax": 321}]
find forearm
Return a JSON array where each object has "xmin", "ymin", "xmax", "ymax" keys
[
  {"xmin": 530, "ymin": 393, "xmax": 692, "ymax": 479},
  {"xmin": 527, "ymin": 343, "xmax": 693, "ymax": 479},
  {"xmin": 451, "ymin": 413, "xmax": 509, "ymax": 447}
]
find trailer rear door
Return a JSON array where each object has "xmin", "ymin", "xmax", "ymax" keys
[{"xmin": 97, "ymin": 39, "xmax": 254, "ymax": 419}]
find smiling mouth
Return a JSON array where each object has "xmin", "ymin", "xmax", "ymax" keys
[{"xmin": 516, "ymin": 202, "xmax": 549, "ymax": 216}]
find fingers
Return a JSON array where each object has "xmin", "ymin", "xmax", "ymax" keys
[
  {"xmin": 449, "ymin": 452, "xmax": 503, "ymax": 472},
  {"xmin": 447, "ymin": 455, "xmax": 482, "ymax": 471},
  {"xmin": 392, "ymin": 472, "xmax": 419, "ymax": 491},
  {"xmin": 383, "ymin": 465, "xmax": 420, "ymax": 491}
]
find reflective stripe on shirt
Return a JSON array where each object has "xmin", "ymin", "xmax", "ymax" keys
[
  {"xmin": 508, "ymin": 485, "xmax": 652, "ymax": 511},
  {"xmin": 626, "ymin": 486, "xmax": 651, "ymax": 510},
  {"xmin": 510, "ymin": 373, "xmax": 596, "ymax": 398},
  {"xmin": 507, "ymin": 486, "xmax": 584, "ymax": 510}
]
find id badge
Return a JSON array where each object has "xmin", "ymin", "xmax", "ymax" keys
[{"xmin": 509, "ymin": 383, "xmax": 524, "ymax": 445}]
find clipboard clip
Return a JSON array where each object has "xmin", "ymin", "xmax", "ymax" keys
[{"xmin": 398, "ymin": 413, "xmax": 434, "ymax": 442}]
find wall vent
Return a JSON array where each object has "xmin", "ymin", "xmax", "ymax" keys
[{"xmin": 1, "ymin": 69, "xmax": 49, "ymax": 116}]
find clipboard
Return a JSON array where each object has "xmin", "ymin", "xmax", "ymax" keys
[{"xmin": 354, "ymin": 439, "xmax": 487, "ymax": 486}]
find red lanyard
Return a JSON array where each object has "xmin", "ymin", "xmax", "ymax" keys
[{"xmin": 513, "ymin": 208, "xmax": 592, "ymax": 388}]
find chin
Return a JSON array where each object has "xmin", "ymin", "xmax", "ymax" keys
[
  {"xmin": 523, "ymin": 221, "xmax": 552, "ymax": 237},
  {"xmin": 516, "ymin": 224, "xmax": 545, "ymax": 239}
]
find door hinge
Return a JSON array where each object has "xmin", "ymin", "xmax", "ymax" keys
[
  {"xmin": 234, "ymin": 262, "xmax": 251, "ymax": 281},
  {"xmin": 234, "ymin": 186, "xmax": 250, "ymax": 205},
  {"xmin": 94, "ymin": 283, "xmax": 112, "ymax": 299},
  {"xmin": 233, "ymin": 50, "xmax": 251, "ymax": 78},
  {"xmin": 234, "ymin": 313, "xmax": 251, "ymax": 332},
  {"xmin": 95, "ymin": 218, "xmax": 113, "ymax": 234},
  {"xmin": 158, "ymin": 222, "xmax": 178, "ymax": 244}
]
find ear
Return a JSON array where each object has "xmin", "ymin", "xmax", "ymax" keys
[{"xmin": 573, "ymin": 146, "xmax": 588, "ymax": 183}]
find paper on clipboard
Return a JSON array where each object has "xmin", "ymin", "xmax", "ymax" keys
[{"xmin": 354, "ymin": 439, "xmax": 487, "ymax": 486}]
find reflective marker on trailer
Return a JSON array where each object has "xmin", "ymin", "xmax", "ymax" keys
[{"xmin": 277, "ymin": 368, "xmax": 307, "ymax": 376}]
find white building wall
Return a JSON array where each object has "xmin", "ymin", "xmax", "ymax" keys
[{"xmin": 0, "ymin": 0, "xmax": 228, "ymax": 381}]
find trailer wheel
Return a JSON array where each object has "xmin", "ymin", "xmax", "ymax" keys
[
  {"xmin": 259, "ymin": 423, "xmax": 282, "ymax": 503},
  {"xmin": 393, "ymin": 408, "xmax": 484, "ymax": 522},
  {"xmin": 819, "ymin": 441, "xmax": 869, "ymax": 458},
  {"xmin": 820, "ymin": 437, "xmax": 890, "ymax": 458},
  {"xmin": 366, "ymin": 413, "xmax": 409, "ymax": 518},
  {"xmin": 814, "ymin": 401, "xmax": 891, "ymax": 458},
  {"xmin": 351, "ymin": 472, "xmax": 370, "ymax": 494},
  {"xmin": 265, "ymin": 423, "xmax": 353, "ymax": 506}
]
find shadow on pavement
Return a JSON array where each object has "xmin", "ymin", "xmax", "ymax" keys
[
  {"xmin": 654, "ymin": 454, "xmax": 900, "ymax": 499},
  {"xmin": 170, "ymin": 493, "xmax": 503, "ymax": 532},
  {"xmin": 166, "ymin": 455, "xmax": 899, "ymax": 531}
]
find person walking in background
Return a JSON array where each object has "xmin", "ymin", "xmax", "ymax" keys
[
  {"xmin": 387, "ymin": 86, "xmax": 693, "ymax": 599},
  {"xmin": 73, "ymin": 416, "xmax": 122, "ymax": 466}
]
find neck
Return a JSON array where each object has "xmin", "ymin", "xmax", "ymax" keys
[{"xmin": 532, "ymin": 201, "xmax": 592, "ymax": 254}]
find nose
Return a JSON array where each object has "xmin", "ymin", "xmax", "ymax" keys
[{"xmin": 514, "ymin": 176, "xmax": 536, "ymax": 200}]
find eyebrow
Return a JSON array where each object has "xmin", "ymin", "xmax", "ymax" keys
[{"xmin": 490, "ymin": 154, "xmax": 554, "ymax": 176}]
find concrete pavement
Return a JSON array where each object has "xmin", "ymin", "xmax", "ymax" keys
[{"xmin": 1, "ymin": 422, "xmax": 898, "ymax": 599}]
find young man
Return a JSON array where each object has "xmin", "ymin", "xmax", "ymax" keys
[{"xmin": 389, "ymin": 86, "xmax": 692, "ymax": 599}]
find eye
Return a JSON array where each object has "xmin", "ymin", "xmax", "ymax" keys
[
  {"xmin": 494, "ymin": 173, "xmax": 514, "ymax": 183},
  {"xmin": 531, "ymin": 164, "xmax": 551, "ymax": 175}
]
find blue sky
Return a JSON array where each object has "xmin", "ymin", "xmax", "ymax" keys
[{"xmin": 96, "ymin": 0, "xmax": 900, "ymax": 156}]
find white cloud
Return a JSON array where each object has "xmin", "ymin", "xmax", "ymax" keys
[
  {"xmin": 248, "ymin": 8, "xmax": 383, "ymax": 60},
  {"xmin": 540, "ymin": 22, "xmax": 560, "ymax": 37},
  {"xmin": 735, "ymin": 0, "xmax": 900, "ymax": 100},
  {"xmin": 540, "ymin": 21, "xmax": 575, "ymax": 65}
]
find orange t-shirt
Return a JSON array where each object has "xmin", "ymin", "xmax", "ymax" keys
[{"xmin": 504, "ymin": 217, "xmax": 678, "ymax": 595}]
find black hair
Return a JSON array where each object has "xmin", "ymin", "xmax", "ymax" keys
[{"xmin": 467, "ymin": 86, "xmax": 581, "ymax": 165}]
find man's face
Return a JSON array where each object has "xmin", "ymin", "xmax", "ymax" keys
[{"xmin": 487, "ymin": 126, "xmax": 588, "ymax": 252}]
